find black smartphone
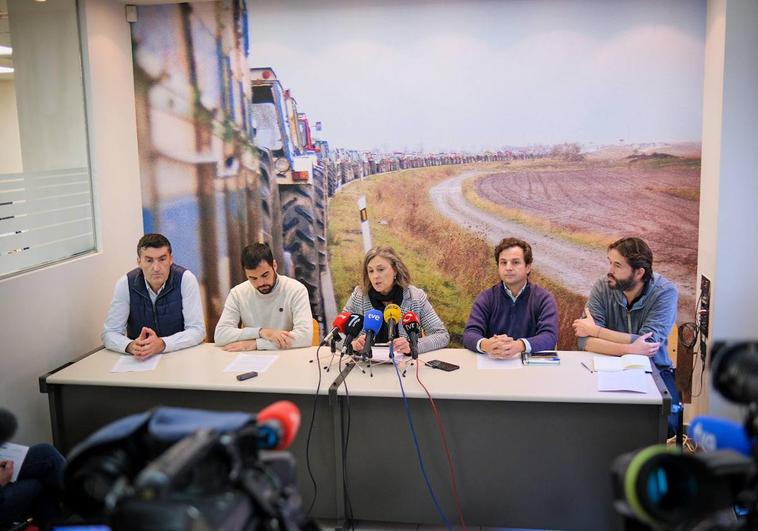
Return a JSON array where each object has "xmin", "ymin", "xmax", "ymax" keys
[
  {"xmin": 236, "ymin": 370, "xmax": 258, "ymax": 381},
  {"xmin": 425, "ymin": 359, "xmax": 460, "ymax": 371}
]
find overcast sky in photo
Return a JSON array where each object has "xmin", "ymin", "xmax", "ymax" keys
[{"xmin": 248, "ymin": 0, "xmax": 705, "ymax": 153}]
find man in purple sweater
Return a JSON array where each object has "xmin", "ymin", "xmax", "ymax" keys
[{"xmin": 464, "ymin": 237, "xmax": 559, "ymax": 358}]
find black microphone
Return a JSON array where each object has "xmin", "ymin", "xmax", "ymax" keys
[
  {"xmin": 402, "ymin": 311, "xmax": 421, "ymax": 359},
  {"xmin": 360, "ymin": 309, "xmax": 384, "ymax": 358},
  {"xmin": 340, "ymin": 314, "xmax": 364, "ymax": 356},
  {"xmin": 0, "ymin": 408, "xmax": 17, "ymax": 445}
]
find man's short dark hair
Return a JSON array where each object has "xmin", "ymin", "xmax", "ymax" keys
[
  {"xmin": 608, "ymin": 237, "xmax": 654, "ymax": 282},
  {"xmin": 241, "ymin": 243, "xmax": 274, "ymax": 270},
  {"xmin": 494, "ymin": 237, "xmax": 533, "ymax": 266},
  {"xmin": 137, "ymin": 233, "xmax": 172, "ymax": 256}
]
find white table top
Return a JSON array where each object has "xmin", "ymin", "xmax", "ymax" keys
[
  {"xmin": 341, "ymin": 349, "xmax": 663, "ymax": 405},
  {"xmin": 46, "ymin": 345, "xmax": 662, "ymax": 405}
]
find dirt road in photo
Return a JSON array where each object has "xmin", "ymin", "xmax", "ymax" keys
[
  {"xmin": 430, "ymin": 160, "xmax": 698, "ymax": 317},
  {"xmin": 430, "ymin": 170, "xmax": 606, "ymax": 297}
]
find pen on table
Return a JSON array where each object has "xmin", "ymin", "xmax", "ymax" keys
[{"xmin": 580, "ymin": 361, "xmax": 594, "ymax": 373}]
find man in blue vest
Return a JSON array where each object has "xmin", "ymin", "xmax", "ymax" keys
[{"xmin": 102, "ymin": 233, "xmax": 205, "ymax": 359}]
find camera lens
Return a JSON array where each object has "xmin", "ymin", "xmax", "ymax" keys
[
  {"xmin": 620, "ymin": 445, "xmax": 715, "ymax": 526},
  {"xmin": 712, "ymin": 342, "xmax": 758, "ymax": 405}
]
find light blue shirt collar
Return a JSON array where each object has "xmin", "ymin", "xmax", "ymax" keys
[{"xmin": 502, "ymin": 281, "xmax": 527, "ymax": 303}]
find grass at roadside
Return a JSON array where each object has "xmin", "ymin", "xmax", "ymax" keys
[{"xmin": 328, "ymin": 163, "xmax": 587, "ymax": 349}]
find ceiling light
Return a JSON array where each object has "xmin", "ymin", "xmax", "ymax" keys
[
  {"xmin": 0, "ymin": 66, "xmax": 14, "ymax": 74},
  {"xmin": 0, "ymin": 46, "xmax": 11, "ymax": 56}
]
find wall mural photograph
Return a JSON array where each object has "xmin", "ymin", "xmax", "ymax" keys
[{"xmin": 131, "ymin": 0, "xmax": 705, "ymax": 348}]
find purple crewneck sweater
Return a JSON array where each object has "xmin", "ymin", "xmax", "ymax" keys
[{"xmin": 463, "ymin": 282, "xmax": 559, "ymax": 353}]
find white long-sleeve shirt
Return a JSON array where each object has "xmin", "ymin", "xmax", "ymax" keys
[
  {"xmin": 213, "ymin": 275, "xmax": 313, "ymax": 350},
  {"xmin": 101, "ymin": 270, "xmax": 206, "ymax": 353}
]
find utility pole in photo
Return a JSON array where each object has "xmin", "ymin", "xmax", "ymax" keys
[{"xmin": 358, "ymin": 195, "xmax": 372, "ymax": 252}]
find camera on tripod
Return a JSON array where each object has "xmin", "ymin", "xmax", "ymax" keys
[
  {"xmin": 58, "ymin": 401, "xmax": 318, "ymax": 531},
  {"xmin": 611, "ymin": 342, "xmax": 758, "ymax": 530}
]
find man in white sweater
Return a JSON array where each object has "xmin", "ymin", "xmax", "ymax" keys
[{"xmin": 214, "ymin": 243, "xmax": 313, "ymax": 351}]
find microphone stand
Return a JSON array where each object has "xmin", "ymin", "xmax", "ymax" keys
[{"xmin": 325, "ymin": 332, "xmax": 341, "ymax": 372}]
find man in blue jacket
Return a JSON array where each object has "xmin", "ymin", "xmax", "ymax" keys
[
  {"xmin": 573, "ymin": 236, "xmax": 679, "ymax": 434},
  {"xmin": 464, "ymin": 237, "xmax": 558, "ymax": 358},
  {"xmin": 102, "ymin": 233, "xmax": 205, "ymax": 359}
]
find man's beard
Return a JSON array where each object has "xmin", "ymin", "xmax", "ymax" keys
[
  {"xmin": 608, "ymin": 274, "xmax": 636, "ymax": 292},
  {"xmin": 256, "ymin": 272, "xmax": 278, "ymax": 294}
]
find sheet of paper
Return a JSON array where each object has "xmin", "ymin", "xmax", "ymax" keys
[
  {"xmin": 0, "ymin": 442, "xmax": 29, "ymax": 482},
  {"xmin": 597, "ymin": 369, "xmax": 649, "ymax": 393},
  {"xmin": 367, "ymin": 346, "xmax": 410, "ymax": 363},
  {"xmin": 477, "ymin": 355, "xmax": 523, "ymax": 370},
  {"xmin": 111, "ymin": 354, "xmax": 162, "ymax": 373},
  {"xmin": 223, "ymin": 353, "xmax": 278, "ymax": 373}
]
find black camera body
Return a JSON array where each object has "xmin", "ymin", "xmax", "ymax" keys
[
  {"xmin": 612, "ymin": 342, "xmax": 758, "ymax": 531},
  {"xmin": 62, "ymin": 406, "xmax": 318, "ymax": 531}
]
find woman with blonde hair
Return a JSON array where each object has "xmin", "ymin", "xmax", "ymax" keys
[{"xmin": 344, "ymin": 245, "xmax": 449, "ymax": 355}]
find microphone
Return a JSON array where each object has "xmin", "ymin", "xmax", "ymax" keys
[
  {"xmin": 402, "ymin": 311, "xmax": 421, "ymax": 359},
  {"xmin": 360, "ymin": 309, "xmax": 384, "ymax": 358},
  {"xmin": 690, "ymin": 415, "xmax": 751, "ymax": 456},
  {"xmin": 383, "ymin": 304, "xmax": 402, "ymax": 341},
  {"xmin": 256, "ymin": 400, "xmax": 301, "ymax": 450},
  {"xmin": 340, "ymin": 314, "xmax": 364, "ymax": 356},
  {"xmin": 322, "ymin": 311, "xmax": 351, "ymax": 345},
  {"xmin": 0, "ymin": 408, "xmax": 17, "ymax": 445}
]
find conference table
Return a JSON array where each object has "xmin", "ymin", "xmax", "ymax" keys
[{"xmin": 40, "ymin": 344, "xmax": 671, "ymax": 530}]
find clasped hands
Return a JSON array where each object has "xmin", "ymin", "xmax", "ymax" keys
[
  {"xmin": 222, "ymin": 328, "xmax": 296, "ymax": 352},
  {"xmin": 126, "ymin": 326, "xmax": 166, "ymax": 359},
  {"xmin": 481, "ymin": 334, "xmax": 524, "ymax": 359}
]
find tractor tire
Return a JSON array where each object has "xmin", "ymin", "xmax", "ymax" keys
[{"xmin": 280, "ymin": 184, "xmax": 324, "ymax": 325}]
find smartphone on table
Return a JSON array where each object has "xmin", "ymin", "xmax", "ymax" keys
[{"xmin": 425, "ymin": 359, "xmax": 460, "ymax": 371}]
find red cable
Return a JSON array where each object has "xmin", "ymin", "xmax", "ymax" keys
[{"xmin": 415, "ymin": 361, "xmax": 467, "ymax": 531}]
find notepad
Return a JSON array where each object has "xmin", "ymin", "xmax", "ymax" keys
[{"xmin": 593, "ymin": 354, "xmax": 652, "ymax": 373}]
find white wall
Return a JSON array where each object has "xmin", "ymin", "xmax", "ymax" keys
[
  {"xmin": 695, "ymin": 0, "xmax": 758, "ymax": 420},
  {"xmin": 0, "ymin": 0, "xmax": 143, "ymax": 444},
  {"xmin": 0, "ymin": 80, "xmax": 22, "ymax": 174}
]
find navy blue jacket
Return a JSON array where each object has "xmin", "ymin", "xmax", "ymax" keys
[{"xmin": 126, "ymin": 263, "xmax": 186, "ymax": 339}]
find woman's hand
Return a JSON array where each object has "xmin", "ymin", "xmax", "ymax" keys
[
  {"xmin": 351, "ymin": 334, "xmax": 366, "ymax": 353},
  {"xmin": 393, "ymin": 336, "xmax": 411, "ymax": 355}
]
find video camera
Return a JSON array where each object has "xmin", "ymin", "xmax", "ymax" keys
[
  {"xmin": 58, "ymin": 401, "xmax": 319, "ymax": 531},
  {"xmin": 611, "ymin": 342, "xmax": 758, "ymax": 530}
]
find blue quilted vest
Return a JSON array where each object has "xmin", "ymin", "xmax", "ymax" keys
[{"xmin": 126, "ymin": 263, "xmax": 186, "ymax": 340}]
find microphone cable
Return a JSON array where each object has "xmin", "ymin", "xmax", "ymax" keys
[
  {"xmin": 415, "ymin": 361, "xmax": 467, "ymax": 531},
  {"xmin": 339, "ymin": 355, "xmax": 355, "ymax": 528},
  {"xmin": 390, "ymin": 344, "xmax": 452, "ymax": 531},
  {"xmin": 304, "ymin": 343, "xmax": 324, "ymax": 515}
]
